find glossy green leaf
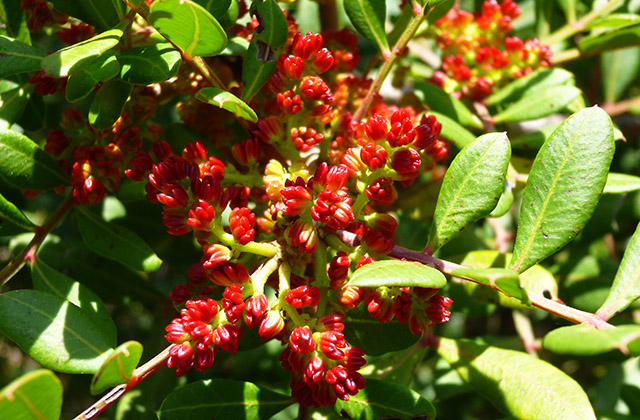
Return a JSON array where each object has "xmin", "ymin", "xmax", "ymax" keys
[
  {"xmin": 437, "ymin": 337, "xmax": 597, "ymax": 420},
  {"xmin": 0, "ymin": 369, "xmax": 62, "ymax": 420},
  {"xmin": 0, "ymin": 79, "xmax": 31, "ymax": 125},
  {"xmin": 148, "ymin": 0, "xmax": 227, "ymax": 59},
  {"xmin": 602, "ymin": 48, "xmax": 640, "ymax": 103},
  {"xmin": 485, "ymin": 68, "xmax": 575, "ymax": 106},
  {"xmin": 413, "ymin": 80, "xmax": 483, "ymax": 129},
  {"xmin": 220, "ymin": 36, "xmax": 250, "ymax": 55},
  {"xmin": 0, "ymin": 130, "xmax": 69, "ymax": 190},
  {"xmin": 241, "ymin": 0, "xmax": 288, "ymax": 101},
  {"xmin": 0, "ymin": 35, "xmax": 46, "ymax": 78},
  {"xmin": 428, "ymin": 132, "xmax": 511, "ymax": 252},
  {"xmin": 75, "ymin": 208, "xmax": 162, "ymax": 272},
  {"xmin": 193, "ymin": 0, "xmax": 231, "ymax": 19},
  {"xmin": 597, "ymin": 222, "xmax": 640, "ymax": 319},
  {"xmin": 118, "ymin": 42, "xmax": 181, "ymax": 85},
  {"xmin": 0, "ymin": 290, "xmax": 112, "ymax": 374},
  {"xmin": 543, "ymin": 324, "xmax": 640, "ymax": 356},
  {"xmin": 65, "ymin": 50, "xmax": 120, "ymax": 103},
  {"xmin": 346, "ymin": 260, "xmax": 447, "ymax": 288},
  {"xmin": 91, "ymin": 341, "xmax": 143, "ymax": 395},
  {"xmin": 157, "ymin": 379, "xmax": 292, "ymax": 420},
  {"xmin": 196, "ymin": 87, "xmax": 258, "ymax": 122},
  {"xmin": 429, "ymin": 111, "xmax": 476, "ymax": 149},
  {"xmin": 587, "ymin": 13, "xmax": 640, "ymax": 29},
  {"xmin": 344, "ymin": 0, "xmax": 389, "ymax": 53},
  {"xmin": 335, "ymin": 379, "xmax": 436, "ymax": 420},
  {"xmin": 579, "ymin": 21, "xmax": 640, "ymax": 54},
  {"xmin": 343, "ymin": 305, "xmax": 420, "ymax": 355},
  {"xmin": 88, "ymin": 79, "xmax": 132, "ymax": 130},
  {"xmin": 485, "ymin": 67, "xmax": 575, "ymax": 105},
  {"xmin": 31, "ymin": 257, "xmax": 117, "ymax": 346},
  {"xmin": 487, "ymin": 180, "xmax": 514, "ymax": 218},
  {"xmin": 492, "ymin": 86, "xmax": 582, "ymax": 123},
  {"xmin": 509, "ymin": 107, "xmax": 615, "ymax": 273},
  {"xmin": 50, "ymin": 0, "xmax": 125, "ymax": 31},
  {"xmin": 0, "ymin": 192, "xmax": 35, "ymax": 236},
  {"xmin": 604, "ymin": 173, "xmax": 640, "ymax": 194},
  {"xmin": 41, "ymin": 21, "xmax": 127, "ymax": 77}
]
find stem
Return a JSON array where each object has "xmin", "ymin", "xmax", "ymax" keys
[
  {"xmin": 512, "ymin": 310, "xmax": 539, "ymax": 356},
  {"xmin": 541, "ymin": 0, "xmax": 623, "ymax": 46},
  {"xmin": 603, "ymin": 96, "xmax": 640, "ymax": 117},
  {"xmin": 318, "ymin": 0, "xmax": 338, "ymax": 32},
  {"xmin": 0, "ymin": 194, "xmax": 75, "ymax": 289},
  {"xmin": 212, "ymin": 225, "xmax": 278, "ymax": 258},
  {"xmin": 297, "ymin": 404, "xmax": 310, "ymax": 420},
  {"xmin": 191, "ymin": 56, "xmax": 226, "ymax": 90},
  {"xmin": 73, "ymin": 346, "xmax": 171, "ymax": 420},
  {"xmin": 251, "ymin": 253, "xmax": 282, "ymax": 293},
  {"xmin": 352, "ymin": 6, "xmax": 427, "ymax": 121},
  {"xmin": 552, "ymin": 48, "xmax": 581, "ymax": 64},
  {"xmin": 334, "ymin": 233, "xmax": 616, "ymax": 329}
]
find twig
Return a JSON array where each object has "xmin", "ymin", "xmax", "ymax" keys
[
  {"xmin": 0, "ymin": 193, "xmax": 75, "ymax": 289},
  {"xmin": 541, "ymin": 0, "xmax": 623, "ymax": 46},
  {"xmin": 73, "ymin": 346, "xmax": 172, "ymax": 420},
  {"xmin": 603, "ymin": 96, "xmax": 640, "ymax": 117},
  {"xmin": 352, "ymin": 5, "xmax": 428, "ymax": 121},
  {"xmin": 512, "ymin": 309, "xmax": 540, "ymax": 356}
]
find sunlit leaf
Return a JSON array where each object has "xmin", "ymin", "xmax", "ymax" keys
[
  {"xmin": 413, "ymin": 80, "xmax": 483, "ymax": 129},
  {"xmin": 117, "ymin": 42, "xmax": 181, "ymax": 85},
  {"xmin": 509, "ymin": 107, "xmax": 615, "ymax": 272},
  {"xmin": 196, "ymin": 87, "xmax": 258, "ymax": 122},
  {"xmin": 91, "ymin": 341, "xmax": 143, "ymax": 395},
  {"xmin": 0, "ymin": 129, "xmax": 69, "ymax": 190},
  {"xmin": 543, "ymin": 324, "xmax": 640, "ymax": 356},
  {"xmin": 65, "ymin": 50, "xmax": 120, "ymax": 103},
  {"xmin": 344, "ymin": 0, "xmax": 389, "ymax": 53},
  {"xmin": 492, "ymin": 86, "xmax": 582, "ymax": 123},
  {"xmin": 428, "ymin": 132, "xmax": 511, "ymax": 252},
  {"xmin": 347, "ymin": 260, "xmax": 447, "ymax": 288},
  {"xmin": 0, "ymin": 369, "xmax": 62, "ymax": 420},
  {"xmin": 88, "ymin": 79, "xmax": 132, "ymax": 130},
  {"xmin": 0, "ymin": 191, "xmax": 35, "ymax": 236},
  {"xmin": 437, "ymin": 337, "xmax": 597, "ymax": 420},
  {"xmin": 0, "ymin": 290, "xmax": 112, "ymax": 374}
]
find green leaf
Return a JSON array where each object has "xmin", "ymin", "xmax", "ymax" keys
[
  {"xmin": 0, "ymin": 191, "xmax": 35, "ymax": 236},
  {"xmin": 0, "ymin": 290, "xmax": 112, "ymax": 374},
  {"xmin": 192, "ymin": 0, "xmax": 231, "ymax": 20},
  {"xmin": 0, "ymin": 130, "xmax": 69, "ymax": 190},
  {"xmin": 50, "ymin": 0, "xmax": 125, "ymax": 31},
  {"xmin": 597, "ymin": 222, "xmax": 640, "ymax": 319},
  {"xmin": 492, "ymin": 86, "xmax": 582, "ymax": 123},
  {"xmin": 18, "ymin": 93, "xmax": 45, "ymax": 131},
  {"xmin": 0, "ymin": 78, "xmax": 32, "ymax": 125},
  {"xmin": 452, "ymin": 266, "xmax": 528, "ymax": 303},
  {"xmin": 196, "ymin": 87, "xmax": 258, "ymax": 122},
  {"xmin": 0, "ymin": 369, "xmax": 62, "ymax": 420},
  {"xmin": 0, "ymin": 35, "xmax": 46, "ymax": 78},
  {"xmin": 220, "ymin": 36, "xmax": 249, "ymax": 55},
  {"xmin": 343, "ymin": 0, "xmax": 389, "ymax": 53},
  {"xmin": 587, "ymin": 13, "xmax": 640, "ymax": 29},
  {"xmin": 65, "ymin": 50, "xmax": 120, "ymax": 103},
  {"xmin": 41, "ymin": 21, "xmax": 127, "ymax": 77},
  {"xmin": 509, "ymin": 107, "xmax": 615, "ymax": 273},
  {"xmin": 241, "ymin": 0, "xmax": 288, "ymax": 101},
  {"xmin": 88, "ymin": 79, "xmax": 132, "ymax": 130},
  {"xmin": 543, "ymin": 324, "xmax": 640, "ymax": 356},
  {"xmin": 437, "ymin": 337, "xmax": 597, "ymax": 420},
  {"xmin": 157, "ymin": 379, "xmax": 292, "ymax": 420},
  {"xmin": 579, "ymin": 22, "xmax": 640, "ymax": 55},
  {"xmin": 427, "ymin": 132, "xmax": 511, "ymax": 252},
  {"xmin": 604, "ymin": 173, "xmax": 640, "ymax": 194},
  {"xmin": 0, "ymin": 1, "xmax": 31, "ymax": 44},
  {"xmin": 334, "ymin": 379, "xmax": 436, "ymax": 420},
  {"xmin": 346, "ymin": 260, "xmax": 447, "ymax": 288},
  {"xmin": 31, "ymin": 257, "xmax": 117, "ymax": 346},
  {"xmin": 429, "ymin": 111, "xmax": 476, "ymax": 149},
  {"xmin": 148, "ymin": 0, "xmax": 227, "ymax": 59},
  {"xmin": 75, "ymin": 208, "xmax": 162, "ymax": 272},
  {"xmin": 91, "ymin": 341, "xmax": 143, "ymax": 395},
  {"xmin": 413, "ymin": 80, "xmax": 483, "ymax": 130},
  {"xmin": 510, "ymin": 122, "xmax": 560, "ymax": 150},
  {"xmin": 485, "ymin": 68, "xmax": 575, "ymax": 106},
  {"xmin": 341, "ymin": 304, "xmax": 420, "ymax": 356},
  {"xmin": 602, "ymin": 48, "xmax": 640, "ymax": 103},
  {"xmin": 487, "ymin": 180, "xmax": 514, "ymax": 218},
  {"xmin": 118, "ymin": 42, "xmax": 181, "ymax": 85}
]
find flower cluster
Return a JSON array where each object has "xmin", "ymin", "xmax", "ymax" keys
[
  {"xmin": 430, "ymin": 0, "xmax": 552, "ymax": 100},
  {"xmin": 145, "ymin": 23, "xmax": 455, "ymax": 407}
]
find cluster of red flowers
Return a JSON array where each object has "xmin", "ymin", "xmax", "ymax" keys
[
  {"xmin": 431, "ymin": 0, "xmax": 552, "ymax": 100},
  {"xmin": 141, "ymin": 19, "xmax": 454, "ymax": 407}
]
